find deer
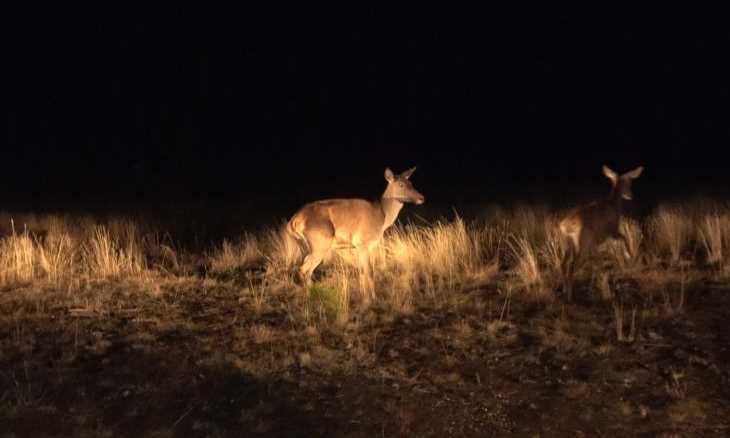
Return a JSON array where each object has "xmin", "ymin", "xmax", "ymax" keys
[
  {"xmin": 286, "ymin": 166, "xmax": 425, "ymax": 302},
  {"xmin": 558, "ymin": 165, "xmax": 644, "ymax": 291}
]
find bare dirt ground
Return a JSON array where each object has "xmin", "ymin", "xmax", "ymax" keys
[{"xmin": 2, "ymin": 269, "xmax": 729, "ymax": 437}]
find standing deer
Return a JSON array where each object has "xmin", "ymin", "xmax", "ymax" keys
[
  {"xmin": 287, "ymin": 167, "xmax": 425, "ymax": 301},
  {"xmin": 559, "ymin": 165, "xmax": 644, "ymax": 282}
]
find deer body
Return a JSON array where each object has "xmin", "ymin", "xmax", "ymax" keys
[
  {"xmin": 559, "ymin": 198, "xmax": 625, "ymax": 257},
  {"xmin": 287, "ymin": 167, "xmax": 424, "ymax": 299},
  {"xmin": 559, "ymin": 165, "xmax": 643, "ymax": 267}
]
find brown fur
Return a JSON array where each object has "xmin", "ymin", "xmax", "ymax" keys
[
  {"xmin": 559, "ymin": 165, "xmax": 644, "ymax": 281},
  {"xmin": 287, "ymin": 167, "xmax": 425, "ymax": 301}
]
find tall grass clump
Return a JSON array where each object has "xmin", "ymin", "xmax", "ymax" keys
[
  {"xmin": 698, "ymin": 213, "xmax": 724, "ymax": 266},
  {"xmin": 650, "ymin": 207, "xmax": 690, "ymax": 266},
  {"xmin": 209, "ymin": 234, "xmax": 262, "ymax": 274},
  {"xmin": 378, "ymin": 216, "xmax": 501, "ymax": 302},
  {"xmin": 507, "ymin": 234, "xmax": 542, "ymax": 289},
  {"xmin": 0, "ymin": 226, "xmax": 37, "ymax": 284},
  {"xmin": 83, "ymin": 223, "xmax": 146, "ymax": 278},
  {"xmin": 36, "ymin": 232, "xmax": 76, "ymax": 283},
  {"xmin": 695, "ymin": 210, "xmax": 730, "ymax": 268},
  {"xmin": 540, "ymin": 215, "xmax": 567, "ymax": 274},
  {"xmin": 142, "ymin": 232, "xmax": 181, "ymax": 273},
  {"xmin": 1, "ymin": 216, "xmax": 80, "ymax": 285}
]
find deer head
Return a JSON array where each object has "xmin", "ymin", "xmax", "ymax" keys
[
  {"xmin": 383, "ymin": 167, "xmax": 425, "ymax": 205},
  {"xmin": 603, "ymin": 165, "xmax": 644, "ymax": 200}
]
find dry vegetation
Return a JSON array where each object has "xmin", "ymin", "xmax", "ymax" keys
[{"xmin": 1, "ymin": 201, "xmax": 729, "ymax": 436}]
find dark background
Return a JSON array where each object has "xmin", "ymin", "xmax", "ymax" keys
[{"xmin": 5, "ymin": 7, "xmax": 730, "ymax": 216}]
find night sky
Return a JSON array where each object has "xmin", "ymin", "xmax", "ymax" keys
[{"xmin": 5, "ymin": 8, "xmax": 730, "ymax": 209}]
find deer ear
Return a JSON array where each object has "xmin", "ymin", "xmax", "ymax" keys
[
  {"xmin": 624, "ymin": 166, "xmax": 644, "ymax": 179},
  {"xmin": 602, "ymin": 165, "xmax": 618, "ymax": 182},
  {"xmin": 400, "ymin": 166, "xmax": 417, "ymax": 179},
  {"xmin": 384, "ymin": 167, "xmax": 395, "ymax": 182}
]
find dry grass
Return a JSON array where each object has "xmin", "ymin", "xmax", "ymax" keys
[
  {"xmin": 485, "ymin": 319, "xmax": 518, "ymax": 345},
  {"xmin": 36, "ymin": 232, "xmax": 75, "ymax": 283},
  {"xmin": 241, "ymin": 280, "xmax": 268, "ymax": 314},
  {"xmin": 209, "ymin": 234, "xmax": 262, "ymax": 273},
  {"xmin": 540, "ymin": 217, "xmax": 567, "ymax": 274},
  {"xmin": 3, "ymin": 199, "xmax": 730, "ymax": 313},
  {"xmin": 3, "ymin": 201, "xmax": 730, "ymax": 435},
  {"xmin": 84, "ymin": 224, "xmax": 147, "ymax": 278},
  {"xmin": 537, "ymin": 316, "xmax": 589, "ymax": 353},
  {"xmin": 292, "ymin": 216, "xmax": 504, "ymax": 310},
  {"xmin": 380, "ymin": 216, "xmax": 499, "ymax": 289},
  {"xmin": 0, "ymin": 228, "xmax": 36, "ymax": 284},
  {"xmin": 650, "ymin": 207, "xmax": 691, "ymax": 266},
  {"xmin": 0, "ymin": 215, "xmax": 152, "ymax": 286},
  {"xmin": 508, "ymin": 235, "xmax": 542, "ymax": 288},
  {"xmin": 697, "ymin": 212, "xmax": 730, "ymax": 266},
  {"xmin": 250, "ymin": 324, "xmax": 276, "ymax": 344}
]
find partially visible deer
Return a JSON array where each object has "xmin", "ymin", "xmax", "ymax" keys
[
  {"xmin": 559, "ymin": 165, "xmax": 644, "ymax": 286},
  {"xmin": 287, "ymin": 167, "xmax": 425, "ymax": 302}
]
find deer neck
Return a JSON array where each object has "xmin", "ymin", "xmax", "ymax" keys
[
  {"xmin": 379, "ymin": 196, "xmax": 405, "ymax": 231},
  {"xmin": 608, "ymin": 188, "xmax": 626, "ymax": 214}
]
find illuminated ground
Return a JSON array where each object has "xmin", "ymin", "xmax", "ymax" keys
[
  {"xmin": 1, "ymin": 203, "xmax": 730, "ymax": 436},
  {"xmin": 2, "ymin": 272, "xmax": 729, "ymax": 436}
]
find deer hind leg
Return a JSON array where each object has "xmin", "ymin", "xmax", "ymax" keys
[
  {"xmin": 561, "ymin": 232, "xmax": 580, "ymax": 272},
  {"xmin": 298, "ymin": 224, "xmax": 335, "ymax": 288},
  {"xmin": 356, "ymin": 247, "xmax": 375, "ymax": 305},
  {"xmin": 561, "ymin": 232, "xmax": 580, "ymax": 298}
]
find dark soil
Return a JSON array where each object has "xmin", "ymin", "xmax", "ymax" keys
[{"xmin": 1, "ymin": 277, "xmax": 729, "ymax": 437}]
